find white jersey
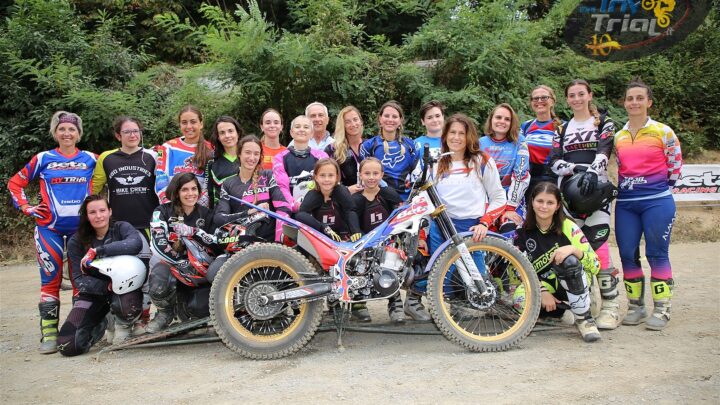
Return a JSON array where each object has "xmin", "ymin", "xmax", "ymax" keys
[{"xmin": 432, "ymin": 158, "xmax": 506, "ymax": 221}]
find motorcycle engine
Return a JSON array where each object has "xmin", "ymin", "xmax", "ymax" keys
[{"xmin": 346, "ymin": 239, "xmax": 411, "ymax": 299}]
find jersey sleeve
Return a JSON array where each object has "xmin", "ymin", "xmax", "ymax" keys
[
  {"xmin": 267, "ymin": 172, "xmax": 292, "ymax": 215},
  {"xmin": 95, "ymin": 221, "xmax": 143, "ymax": 257},
  {"xmin": 549, "ymin": 130, "xmax": 574, "ymax": 177},
  {"xmin": 563, "ymin": 220, "xmax": 600, "ymax": 277},
  {"xmin": 67, "ymin": 235, "xmax": 110, "ymax": 296},
  {"xmin": 664, "ymin": 126, "xmax": 683, "ymax": 186},
  {"xmin": 296, "ymin": 190, "xmax": 326, "ymax": 232},
  {"xmin": 335, "ymin": 185, "xmax": 361, "ymax": 235},
  {"xmin": 271, "ymin": 152, "xmax": 298, "ymax": 212},
  {"xmin": 154, "ymin": 144, "xmax": 171, "ymax": 204},
  {"xmin": 213, "ymin": 184, "xmax": 244, "ymax": 227},
  {"xmin": 478, "ymin": 158, "xmax": 507, "ymax": 225},
  {"xmin": 507, "ymin": 140, "xmax": 530, "ymax": 209},
  {"xmin": 7, "ymin": 154, "xmax": 42, "ymax": 209},
  {"xmin": 589, "ymin": 119, "xmax": 614, "ymax": 176},
  {"xmin": 91, "ymin": 150, "xmax": 113, "ymax": 195},
  {"xmin": 149, "ymin": 206, "xmax": 182, "ymax": 263}
]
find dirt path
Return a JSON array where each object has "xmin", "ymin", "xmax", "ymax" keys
[{"xmin": 1, "ymin": 243, "xmax": 719, "ymax": 404}]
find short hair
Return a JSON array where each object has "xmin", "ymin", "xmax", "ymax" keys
[
  {"xmin": 305, "ymin": 102, "xmax": 328, "ymax": 117},
  {"xmin": 419, "ymin": 100, "xmax": 445, "ymax": 120}
]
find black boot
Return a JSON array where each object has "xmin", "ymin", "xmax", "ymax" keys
[{"xmin": 38, "ymin": 301, "xmax": 60, "ymax": 354}]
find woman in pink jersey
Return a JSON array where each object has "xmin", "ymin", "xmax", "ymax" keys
[
  {"xmin": 614, "ymin": 79, "xmax": 682, "ymax": 330},
  {"xmin": 8, "ymin": 111, "xmax": 97, "ymax": 353}
]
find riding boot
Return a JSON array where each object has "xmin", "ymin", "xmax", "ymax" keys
[
  {"xmin": 646, "ymin": 278, "xmax": 673, "ymax": 330},
  {"xmin": 38, "ymin": 301, "xmax": 60, "ymax": 354},
  {"xmin": 574, "ymin": 311, "xmax": 601, "ymax": 343},
  {"xmin": 387, "ymin": 293, "xmax": 405, "ymax": 323},
  {"xmin": 622, "ymin": 278, "xmax": 647, "ymax": 325},
  {"xmin": 146, "ymin": 301, "xmax": 175, "ymax": 334},
  {"xmin": 404, "ymin": 292, "xmax": 431, "ymax": 321},
  {"xmin": 595, "ymin": 268, "xmax": 621, "ymax": 329}
]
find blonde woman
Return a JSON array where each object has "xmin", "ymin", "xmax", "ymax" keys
[{"xmin": 325, "ymin": 106, "xmax": 365, "ymax": 193}]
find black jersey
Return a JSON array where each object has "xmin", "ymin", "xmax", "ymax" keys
[
  {"xmin": 207, "ymin": 153, "xmax": 239, "ymax": 208},
  {"xmin": 352, "ymin": 187, "xmax": 402, "ymax": 233},
  {"xmin": 324, "ymin": 143, "xmax": 362, "ymax": 187},
  {"xmin": 297, "ymin": 186, "xmax": 361, "ymax": 236},
  {"xmin": 549, "ymin": 116, "xmax": 614, "ymax": 178},
  {"xmin": 92, "ymin": 148, "xmax": 158, "ymax": 230},
  {"xmin": 149, "ymin": 203, "xmax": 213, "ymax": 264}
]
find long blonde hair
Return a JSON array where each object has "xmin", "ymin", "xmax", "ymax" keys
[
  {"xmin": 332, "ymin": 106, "xmax": 363, "ymax": 164},
  {"xmin": 378, "ymin": 100, "xmax": 406, "ymax": 155}
]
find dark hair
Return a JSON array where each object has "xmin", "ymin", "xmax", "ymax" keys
[
  {"xmin": 211, "ymin": 115, "xmax": 243, "ymax": 155},
  {"xmin": 77, "ymin": 195, "xmax": 111, "ymax": 248},
  {"xmin": 112, "ymin": 116, "xmax": 143, "ymax": 135},
  {"xmin": 523, "ymin": 182, "xmax": 566, "ymax": 235},
  {"xmin": 565, "ymin": 79, "xmax": 601, "ymax": 127},
  {"xmin": 626, "ymin": 78, "xmax": 653, "ymax": 101},
  {"xmin": 259, "ymin": 108, "xmax": 283, "ymax": 143},
  {"xmin": 166, "ymin": 173, "xmax": 201, "ymax": 218},
  {"xmin": 237, "ymin": 135, "xmax": 264, "ymax": 203},
  {"xmin": 420, "ymin": 100, "xmax": 445, "ymax": 121},
  {"xmin": 436, "ymin": 113, "xmax": 488, "ymax": 180},
  {"xmin": 483, "ymin": 103, "xmax": 521, "ymax": 144},
  {"xmin": 178, "ymin": 105, "xmax": 211, "ymax": 170}
]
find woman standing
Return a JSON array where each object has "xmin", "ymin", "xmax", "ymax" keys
[
  {"xmin": 325, "ymin": 106, "xmax": 365, "ymax": 193},
  {"xmin": 58, "ymin": 195, "xmax": 146, "ymax": 355},
  {"xmin": 521, "ymin": 85, "xmax": 564, "ymax": 201},
  {"xmin": 548, "ymin": 79, "xmax": 621, "ymax": 330},
  {"xmin": 8, "ymin": 111, "xmax": 96, "ymax": 354},
  {"xmin": 155, "ymin": 105, "xmax": 214, "ymax": 207},
  {"xmin": 207, "ymin": 116, "xmax": 243, "ymax": 208},
  {"xmin": 360, "ymin": 101, "xmax": 419, "ymax": 201},
  {"xmin": 513, "ymin": 182, "xmax": 601, "ymax": 342},
  {"xmin": 259, "ymin": 108, "xmax": 287, "ymax": 170},
  {"xmin": 615, "ymin": 79, "xmax": 682, "ymax": 330},
  {"xmin": 479, "ymin": 103, "xmax": 530, "ymax": 231}
]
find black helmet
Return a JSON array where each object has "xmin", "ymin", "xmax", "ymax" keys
[{"xmin": 562, "ymin": 173, "xmax": 618, "ymax": 215}]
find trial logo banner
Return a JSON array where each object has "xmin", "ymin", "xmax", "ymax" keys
[
  {"xmin": 672, "ymin": 164, "xmax": 720, "ymax": 202},
  {"xmin": 564, "ymin": 0, "xmax": 712, "ymax": 61}
]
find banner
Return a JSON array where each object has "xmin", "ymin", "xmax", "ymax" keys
[{"xmin": 672, "ymin": 164, "xmax": 720, "ymax": 202}]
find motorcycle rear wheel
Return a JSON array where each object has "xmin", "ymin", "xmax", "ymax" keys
[
  {"xmin": 210, "ymin": 243, "xmax": 324, "ymax": 359},
  {"xmin": 426, "ymin": 235, "xmax": 541, "ymax": 352}
]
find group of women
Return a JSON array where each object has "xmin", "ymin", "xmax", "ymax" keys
[{"xmin": 8, "ymin": 78, "xmax": 682, "ymax": 356}]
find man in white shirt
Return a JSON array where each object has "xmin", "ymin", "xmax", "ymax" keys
[{"xmin": 290, "ymin": 102, "xmax": 335, "ymax": 150}]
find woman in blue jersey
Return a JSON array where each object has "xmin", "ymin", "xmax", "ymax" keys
[
  {"xmin": 479, "ymin": 103, "xmax": 530, "ymax": 232},
  {"xmin": 155, "ymin": 105, "xmax": 215, "ymax": 207},
  {"xmin": 360, "ymin": 101, "xmax": 419, "ymax": 201},
  {"xmin": 520, "ymin": 85, "xmax": 564, "ymax": 203},
  {"xmin": 8, "ymin": 111, "xmax": 97, "ymax": 354},
  {"xmin": 207, "ymin": 116, "xmax": 243, "ymax": 208}
]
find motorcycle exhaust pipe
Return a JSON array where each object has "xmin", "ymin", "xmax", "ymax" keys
[{"xmin": 259, "ymin": 283, "xmax": 333, "ymax": 305}]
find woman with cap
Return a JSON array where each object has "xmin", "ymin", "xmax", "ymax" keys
[{"xmin": 8, "ymin": 111, "xmax": 97, "ymax": 354}]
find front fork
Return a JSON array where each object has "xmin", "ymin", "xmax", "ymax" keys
[{"xmin": 426, "ymin": 186, "xmax": 490, "ymax": 296}]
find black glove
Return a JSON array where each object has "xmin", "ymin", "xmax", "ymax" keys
[{"xmin": 579, "ymin": 170, "xmax": 598, "ymax": 196}]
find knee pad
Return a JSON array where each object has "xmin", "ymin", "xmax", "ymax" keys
[
  {"xmin": 650, "ymin": 278, "xmax": 673, "ymax": 301},
  {"xmin": 111, "ymin": 292, "xmax": 143, "ymax": 324},
  {"xmin": 148, "ymin": 273, "xmax": 177, "ymax": 303},
  {"xmin": 597, "ymin": 268, "xmax": 620, "ymax": 299},
  {"xmin": 553, "ymin": 255, "xmax": 586, "ymax": 296}
]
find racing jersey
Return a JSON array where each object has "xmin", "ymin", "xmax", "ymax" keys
[
  {"xmin": 352, "ymin": 187, "xmax": 403, "ymax": 234},
  {"xmin": 549, "ymin": 116, "xmax": 614, "ymax": 179},
  {"xmin": 213, "ymin": 169, "xmax": 291, "ymax": 227},
  {"xmin": 154, "ymin": 137, "xmax": 214, "ymax": 206},
  {"xmin": 514, "ymin": 219, "xmax": 599, "ymax": 291},
  {"xmin": 272, "ymin": 147, "xmax": 328, "ymax": 211},
  {"xmin": 324, "ymin": 143, "xmax": 362, "ymax": 187},
  {"xmin": 411, "ymin": 135, "xmax": 442, "ymax": 181},
  {"xmin": 432, "ymin": 158, "xmax": 506, "ymax": 224},
  {"xmin": 8, "ymin": 148, "xmax": 97, "ymax": 233},
  {"xmin": 92, "ymin": 148, "xmax": 158, "ymax": 230},
  {"xmin": 261, "ymin": 143, "xmax": 287, "ymax": 170},
  {"xmin": 614, "ymin": 118, "xmax": 682, "ymax": 201},
  {"xmin": 207, "ymin": 153, "xmax": 239, "ymax": 208},
  {"xmin": 479, "ymin": 135, "xmax": 530, "ymax": 209},
  {"xmin": 360, "ymin": 135, "xmax": 419, "ymax": 200},
  {"xmin": 149, "ymin": 203, "xmax": 213, "ymax": 264},
  {"xmin": 520, "ymin": 119, "xmax": 560, "ymax": 178},
  {"xmin": 297, "ymin": 186, "xmax": 361, "ymax": 236}
]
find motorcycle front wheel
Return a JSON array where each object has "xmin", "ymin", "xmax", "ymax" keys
[
  {"xmin": 426, "ymin": 235, "xmax": 541, "ymax": 352},
  {"xmin": 209, "ymin": 243, "xmax": 324, "ymax": 359}
]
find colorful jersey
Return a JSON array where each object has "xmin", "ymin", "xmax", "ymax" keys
[
  {"xmin": 272, "ymin": 147, "xmax": 328, "ymax": 211},
  {"xmin": 614, "ymin": 118, "xmax": 682, "ymax": 201},
  {"xmin": 213, "ymin": 169, "xmax": 291, "ymax": 227},
  {"xmin": 8, "ymin": 148, "xmax": 97, "ymax": 233},
  {"xmin": 514, "ymin": 219, "xmax": 599, "ymax": 291},
  {"xmin": 360, "ymin": 135, "xmax": 419, "ymax": 200},
  {"xmin": 207, "ymin": 153, "xmax": 239, "ymax": 208},
  {"xmin": 411, "ymin": 135, "xmax": 442, "ymax": 181},
  {"xmin": 92, "ymin": 148, "xmax": 158, "ymax": 230},
  {"xmin": 549, "ymin": 116, "xmax": 614, "ymax": 178},
  {"xmin": 324, "ymin": 143, "xmax": 362, "ymax": 187},
  {"xmin": 432, "ymin": 158, "xmax": 506, "ymax": 224},
  {"xmin": 521, "ymin": 118, "xmax": 561, "ymax": 178},
  {"xmin": 261, "ymin": 143, "xmax": 287, "ymax": 171},
  {"xmin": 154, "ymin": 137, "xmax": 214, "ymax": 207},
  {"xmin": 479, "ymin": 135, "xmax": 530, "ymax": 208}
]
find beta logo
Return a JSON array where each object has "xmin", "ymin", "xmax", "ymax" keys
[{"xmin": 564, "ymin": 0, "xmax": 712, "ymax": 61}]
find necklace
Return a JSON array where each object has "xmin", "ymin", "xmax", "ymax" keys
[{"xmin": 537, "ymin": 221, "xmax": 553, "ymax": 233}]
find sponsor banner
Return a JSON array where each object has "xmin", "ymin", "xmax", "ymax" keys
[{"xmin": 672, "ymin": 164, "xmax": 720, "ymax": 202}]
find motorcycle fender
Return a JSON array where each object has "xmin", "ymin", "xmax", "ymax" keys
[{"xmin": 423, "ymin": 231, "xmax": 509, "ymax": 274}]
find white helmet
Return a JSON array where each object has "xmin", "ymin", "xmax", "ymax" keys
[{"xmin": 90, "ymin": 255, "xmax": 147, "ymax": 295}]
